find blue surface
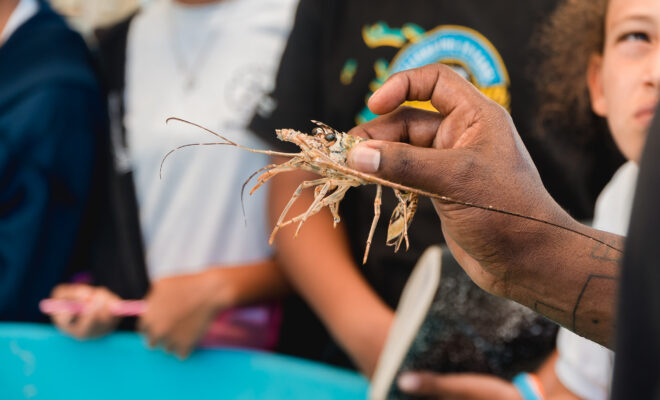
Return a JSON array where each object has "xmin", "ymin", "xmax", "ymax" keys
[{"xmin": 0, "ymin": 323, "xmax": 369, "ymax": 399}]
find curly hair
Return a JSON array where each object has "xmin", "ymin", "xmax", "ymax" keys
[{"xmin": 535, "ymin": 0, "xmax": 609, "ymax": 145}]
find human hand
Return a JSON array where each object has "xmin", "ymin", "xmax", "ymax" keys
[
  {"xmin": 346, "ymin": 63, "xmax": 577, "ymax": 297},
  {"xmin": 49, "ymin": 284, "xmax": 121, "ymax": 339},
  {"xmin": 397, "ymin": 371, "xmax": 522, "ymax": 400},
  {"xmin": 138, "ymin": 270, "xmax": 226, "ymax": 359}
]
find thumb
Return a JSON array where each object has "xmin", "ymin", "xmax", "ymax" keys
[{"xmin": 347, "ymin": 140, "xmax": 470, "ymax": 196}]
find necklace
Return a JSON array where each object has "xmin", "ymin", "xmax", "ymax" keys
[{"xmin": 167, "ymin": 2, "xmax": 222, "ymax": 92}]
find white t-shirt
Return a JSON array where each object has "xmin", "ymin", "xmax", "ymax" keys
[
  {"xmin": 555, "ymin": 161, "xmax": 639, "ymax": 400},
  {"xmin": 124, "ymin": 0, "xmax": 297, "ymax": 280}
]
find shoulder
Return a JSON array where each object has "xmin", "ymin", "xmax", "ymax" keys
[
  {"xmin": 16, "ymin": 4, "xmax": 89, "ymax": 63},
  {"xmin": 0, "ymin": 5, "xmax": 100, "ymax": 107}
]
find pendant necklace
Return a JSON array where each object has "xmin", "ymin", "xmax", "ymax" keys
[{"xmin": 168, "ymin": 4, "xmax": 221, "ymax": 92}]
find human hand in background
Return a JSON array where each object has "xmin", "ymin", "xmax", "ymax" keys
[
  {"xmin": 139, "ymin": 260, "xmax": 288, "ymax": 359},
  {"xmin": 397, "ymin": 372, "xmax": 522, "ymax": 400},
  {"xmin": 138, "ymin": 269, "xmax": 227, "ymax": 359},
  {"xmin": 396, "ymin": 352, "xmax": 579, "ymax": 400},
  {"xmin": 49, "ymin": 284, "xmax": 121, "ymax": 339}
]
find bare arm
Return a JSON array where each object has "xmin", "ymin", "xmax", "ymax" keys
[
  {"xmin": 201, "ymin": 259, "xmax": 292, "ymax": 308},
  {"xmin": 269, "ymin": 156, "xmax": 393, "ymax": 376},
  {"xmin": 502, "ymin": 222, "xmax": 622, "ymax": 347},
  {"xmin": 396, "ymin": 351, "xmax": 583, "ymax": 399}
]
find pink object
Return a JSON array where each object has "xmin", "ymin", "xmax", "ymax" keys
[
  {"xmin": 199, "ymin": 303, "xmax": 282, "ymax": 351},
  {"xmin": 40, "ymin": 298, "xmax": 281, "ymax": 351},
  {"xmin": 39, "ymin": 299, "xmax": 146, "ymax": 316}
]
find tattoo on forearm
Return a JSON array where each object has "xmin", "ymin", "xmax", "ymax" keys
[
  {"xmin": 572, "ymin": 274, "xmax": 617, "ymax": 333},
  {"xmin": 534, "ymin": 301, "xmax": 566, "ymax": 314},
  {"xmin": 590, "ymin": 240, "xmax": 623, "ymax": 262}
]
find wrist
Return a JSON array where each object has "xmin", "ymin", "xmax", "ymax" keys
[
  {"xmin": 499, "ymin": 204, "xmax": 580, "ymax": 298},
  {"xmin": 512, "ymin": 372, "xmax": 544, "ymax": 400},
  {"xmin": 201, "ymin": 268, "xmax": 236, "ymax": 312}
]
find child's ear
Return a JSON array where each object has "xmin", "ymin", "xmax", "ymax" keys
[{"xmin": 587, "ymin": 53, "xmax": 607, "ymax": 117}]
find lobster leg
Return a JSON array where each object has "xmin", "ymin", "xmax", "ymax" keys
[
  {"xmin": 269, "ymin": 178, "xmax": 329, "ymax": 244},
  {"xmin": 294, "ymin": 181, "xmax": 334, "ymax": 237},
  {"xmin": 276, "ymin": 180, "xmax": 352, "ymax": 232},
  {"xmin": 249, "ymin": 158, "xmax": 304, "ymax": 195},
  {"xmin": 363, "ymin": 184, "xmax": 382, "ymax": 264}
]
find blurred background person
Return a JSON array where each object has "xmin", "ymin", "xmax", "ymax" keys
[
  {"xmin": 0, "ymin": 0, "xmax": 102, "ymax": 321},
  {"xmin": 247, "ymin": 0, "xmax": 625, "ymax": 378},
  {"xmin": 49, "ymin": 0, "xmax": 298, "ymax": 359}
]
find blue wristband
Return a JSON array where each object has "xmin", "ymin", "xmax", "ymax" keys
[{"xmin": 512, "ymin": 372, "xmax": 544, "ymax": 400}]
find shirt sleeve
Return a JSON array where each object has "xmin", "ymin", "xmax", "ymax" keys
[
  {"xmin": 248, "ymin": 0, "xmax": 324, "ymax": 153},
  {"xmin": 555, "ymin": 327, "xmax": 614, "ymax": 400},
  {"xmin": 0, "ymin": 85, "xmax": 98, "ymax": 318}
]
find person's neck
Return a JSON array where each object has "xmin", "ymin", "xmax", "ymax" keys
[
  {"xmin": 0, "ymin": 0, "xmax": 20, "ymax": 39},
  {"xmin": 174, "ymin": 0, "xmax": 224, "ymax": 5}
]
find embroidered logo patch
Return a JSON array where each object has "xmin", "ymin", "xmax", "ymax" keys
[{"xmin": 356, "ymin": 23, "xmax": 510, "ymax": 124}]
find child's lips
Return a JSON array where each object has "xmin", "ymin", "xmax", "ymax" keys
[{"xmin": 635, "ymin": 103, "xmax": 658, "ymax": 125}]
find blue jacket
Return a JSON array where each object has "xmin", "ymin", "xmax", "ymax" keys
[{"xmin": 0, "ymin": 1, "xmax": 103, "ymax": 321}]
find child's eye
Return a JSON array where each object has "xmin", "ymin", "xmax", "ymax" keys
[{"xmin": 619, "ymin": 32, "xmax": 650, "ymax": 42}]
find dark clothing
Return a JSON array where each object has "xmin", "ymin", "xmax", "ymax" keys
[
  {"xmin": 0, "ymin": 2, "xmax": 103, "ymax": 321},
  {"xmin": 611, "ymin": 105, "xmax": 660, "ymax": 398},
  {"xmin": 87, "ymin": 15, "xmax": 150, "ymax": 302},
  {"xmin": 248, "ymin": 0, "xmax": 589, "ymax": 372}
]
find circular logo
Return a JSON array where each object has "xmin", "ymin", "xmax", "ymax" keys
[{"xmin": 357, "ymin": 25, "xmax": 510, "ymax": 124}]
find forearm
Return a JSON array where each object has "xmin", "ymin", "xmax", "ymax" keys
[
  {"xmin": 203, "ymin": 259, "xmax": 291, "ymax": 311},
  {"xmin": 269, "ymin": 158, "xmax": 393, "ymax": 376},
  {"xmin": 503, "ymin": 217, "xmax": 623, "ymax": 348}
]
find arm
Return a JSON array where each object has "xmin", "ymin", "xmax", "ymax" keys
[
  {"xmin": 138, "ymin": 258, "xmax": 290, "ymax": 359},
  {"xmin": 52, "ymin": 248, "xmax": 289, "ymax": 354},
  {"xmin": 269, "ymin": 156, "xmax": 393, "ymax": 377},
  {"xmin": 203, "ymin": 259, "xmax": 291, "ymax": 307},
  {"xmin": 397, "ymin": 351, "xmax": 581, "ymax": 399},
  {"xmin": 498, "ymin": 223, "xmax": 620, "ymax": 347},
  {"xmin": 346, "ymin": 64, "xmax": 621, "ymax": 348}
]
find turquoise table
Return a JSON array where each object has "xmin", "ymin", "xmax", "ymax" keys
[{"xmin": 0, "ymin": 323, "xmax": 369, "ymax": 399}]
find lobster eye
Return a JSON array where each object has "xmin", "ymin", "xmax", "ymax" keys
[
  {"xmin": 324, "ymin": 133, "xmax": 336, "ymax": 142},
  {"xmin": 311, "ymin": 127, "xmax": 324, "ymax": 136}
]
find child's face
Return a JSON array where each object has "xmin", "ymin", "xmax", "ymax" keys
[{"xmin": 588, "ymin": 0, "xmax": 660, "ymax": 163}]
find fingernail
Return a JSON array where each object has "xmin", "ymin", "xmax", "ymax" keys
[
  {"xmin": 398, "ymin": 373, "xmax": 421, "ymax": 392},
  {"xmin": 348, "ymin": 143, "xmax": 380, "ymax": 173}
]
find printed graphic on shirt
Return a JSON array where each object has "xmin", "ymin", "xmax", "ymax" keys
[
  {"xmin": 340, "ymin": 58, "xmax": 359, "ymax": 85},
  {"xmin": 225, "ymin": 63, "xmax": 278, "ymax": 124},
  {"xmin": 354, "ymin": 23, "xmax": 511, "ymax": 124}
]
